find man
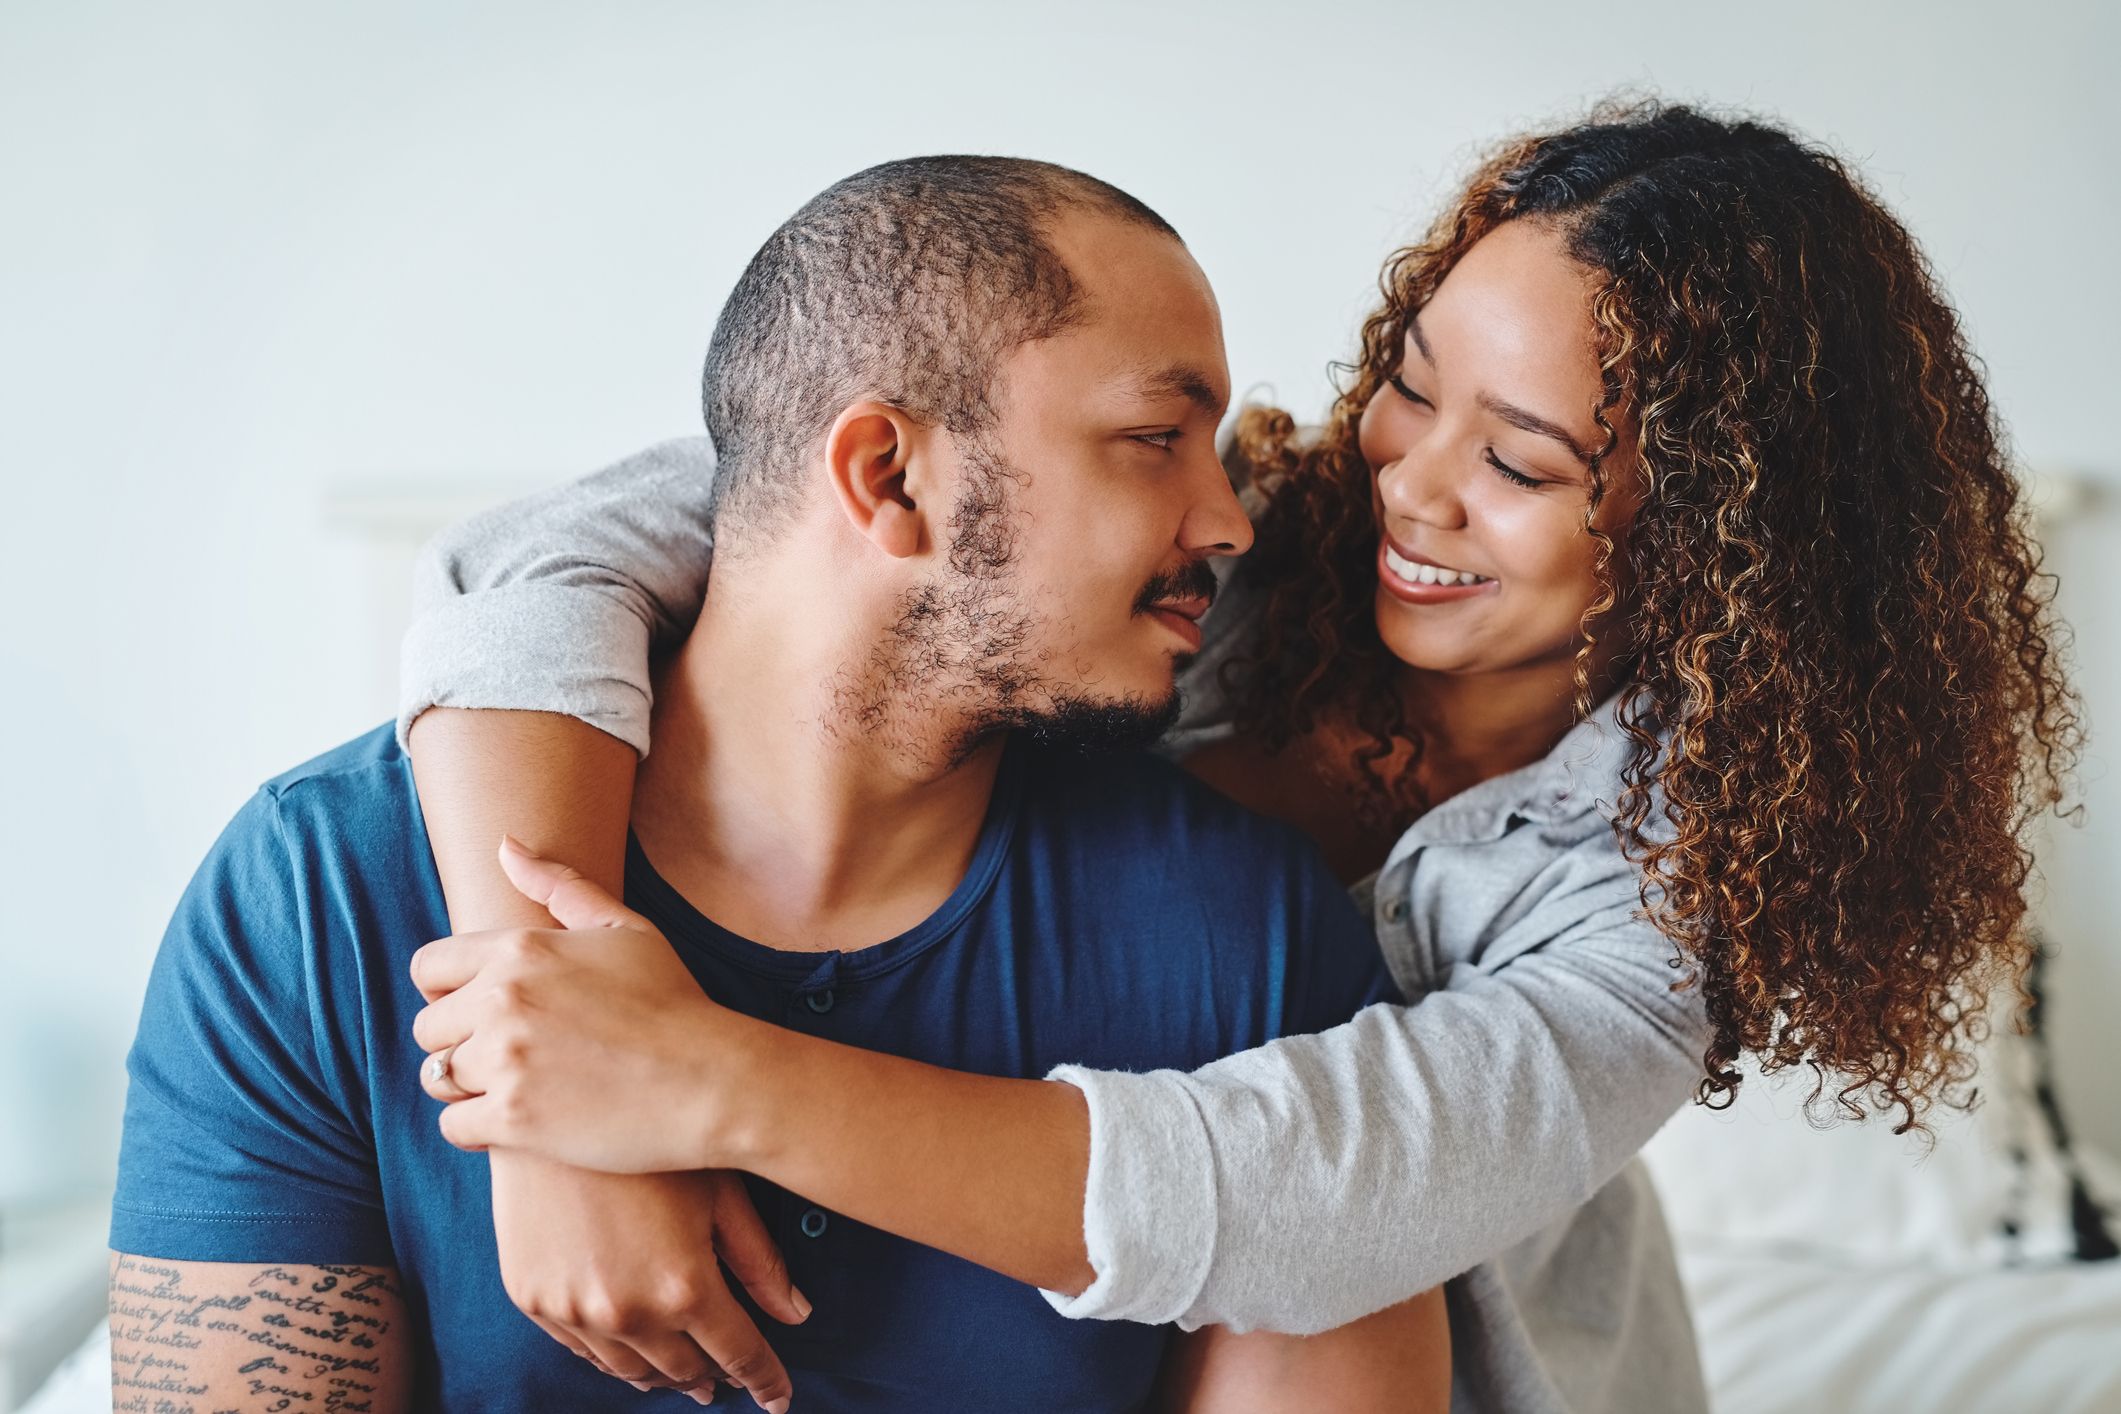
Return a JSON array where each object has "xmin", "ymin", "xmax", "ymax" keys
[{"xmin": 110, "ymin": 158, "xmax": 1441, "ymax": 1410}]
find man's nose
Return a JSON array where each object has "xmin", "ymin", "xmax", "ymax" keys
[{"xmin": 1178, "ymin": 449, "xmax": 1256, "ymax": 558}]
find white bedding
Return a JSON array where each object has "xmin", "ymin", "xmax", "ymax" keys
[{"xmin": 1680, "ymin": 1244, "xmax": 2121, "ymax": 1414}]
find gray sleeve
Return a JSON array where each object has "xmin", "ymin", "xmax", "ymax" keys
[
  {"xmin": 1040, "ymin": 847, "xmax": 1710, "ymax": 1334},
  {"xmin": 396, "ymin": 437, "xmax": 718, "ymax": 757}
]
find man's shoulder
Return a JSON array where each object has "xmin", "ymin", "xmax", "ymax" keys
[
  {"xmin": 260, "ymin": 720, "xmax": 413, "ymax": 798},
  {"xmin": 256, "ymin": 722, "xmax": 423, "ymax": 840},
  {"xmin": 200, "ymin": 723, "xmax": 438, "ymax": 946}
]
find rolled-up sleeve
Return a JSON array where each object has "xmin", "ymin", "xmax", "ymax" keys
[
  {"xmin": 396, "ymin": 437, "xmax": 720, "ymax": 756},
  {"xmin": 1044, "ymin": 891, "xmax": 1709, "ymax": 1334}
]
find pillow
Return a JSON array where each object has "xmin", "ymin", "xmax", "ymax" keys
[{"xmin": 1641, "ymin": 943, "xmax": 2115, "ymax": 1270}]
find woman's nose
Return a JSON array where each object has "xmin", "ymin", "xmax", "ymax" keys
[{"xmin": 1377, "ymin": 443, "xmax": 1466, "ymax": 529}]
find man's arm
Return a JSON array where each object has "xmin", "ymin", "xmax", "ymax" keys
[
  {"xmin": 109, "ymin": 1255, "xmax": 411, "ymax": 1413},
  {"xmin": 1157, "ymin": 1288, "xmax": 1450, "ymax": 1413}
]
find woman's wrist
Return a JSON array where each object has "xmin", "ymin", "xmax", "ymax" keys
[
  {"xmin": 675, "ymin": 1016, "xmax": 1098, "ymax": 1295},
  {"xmin": 686, "ymin": 1005, "xmax": 792, "ymax": 1172}
]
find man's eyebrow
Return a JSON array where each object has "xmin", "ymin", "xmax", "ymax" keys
[
  {"xmin": 1128, "ymin": 365, "xmax": 1229, "ymax": 420},
  {"xmin": 1477, "ymin": 392, "xmax": 1593, "ymax": 464}
]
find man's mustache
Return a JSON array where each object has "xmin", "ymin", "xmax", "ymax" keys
[{"xmin": 1134, "ymin": 559, "xmax": 1220, "ymax": 615}]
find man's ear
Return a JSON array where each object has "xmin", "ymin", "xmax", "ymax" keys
[{"xmin": 822, "ymin": 401, "xmax": 930, "ymax": 559}]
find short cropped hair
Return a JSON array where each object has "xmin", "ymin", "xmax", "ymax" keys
[{"xmin": 700, "ymin": 156, "xmax": 1179, "ymax": 543}]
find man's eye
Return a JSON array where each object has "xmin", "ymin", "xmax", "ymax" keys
[{"xmin": 1132, "ymin": 430, "xmax": 1181, "ymax": 450}]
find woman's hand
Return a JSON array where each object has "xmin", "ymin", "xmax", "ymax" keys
[
  {"xmin": 492, "ymin": 1159, "xmax": 808, "ymax": 1410},
  {"xmin": 410, "ymin": 836, "xmax": 753, "ymax": 1173},
  {"xmin": 416, "ymin": 837, "xmax": 1097, "ymax": 1300}
]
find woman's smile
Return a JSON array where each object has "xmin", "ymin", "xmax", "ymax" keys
[{"xmin": 1378, "ymin": 537, "xmax": 1496, "ymax": 603}]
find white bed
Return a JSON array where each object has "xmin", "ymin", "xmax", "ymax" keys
[
  {"xmin": 1678, "ymin": 1244, "xmax": 2121, "ymax": 1414},
  {"xmin": 1637, "ymin": 1016, "xmax": 2121, "ymax": 1414}
]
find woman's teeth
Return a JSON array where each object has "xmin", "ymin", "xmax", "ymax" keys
[{"xmin": 1384, "ymin": 544, "xmax": 1491, "ymax": 587}]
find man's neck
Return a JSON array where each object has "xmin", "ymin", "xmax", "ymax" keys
[{"xmin": 632, "ymin": 563, "xmax": 1006, "ymax": 954}]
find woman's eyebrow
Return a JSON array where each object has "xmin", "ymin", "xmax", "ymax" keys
[
  {"xmin": 1409, "ymin": 317, "xmax": 1592, "ymax": 464},
  {"xmin": 1408, "ymin": 318, "xmax": 1436, "ymax": 365},
  {"xmin": 1476, "ymin": 392, "xmax": 1592, "ymax": 463}
]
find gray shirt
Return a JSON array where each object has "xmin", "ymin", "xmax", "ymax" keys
[{"xmin": 401, "ymin": 437, "xmax": 1712, "ymax": 1414}]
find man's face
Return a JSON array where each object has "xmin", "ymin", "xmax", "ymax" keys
[{"xmin": 904, "ymin": 213, "xmax": 1252, "ymax": 757}]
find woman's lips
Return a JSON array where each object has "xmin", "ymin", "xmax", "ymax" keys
[{"xmin": 1376, "ymin": 541, "xmax": 1498, "ymax": 605}]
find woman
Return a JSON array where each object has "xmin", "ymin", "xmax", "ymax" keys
[{"xmin": 399, "ymin": 102, "xmax": 2074, "ymax": 1411}]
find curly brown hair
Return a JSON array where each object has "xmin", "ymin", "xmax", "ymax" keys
[{"xmin": 1228, "ymin": 100, "xmax": 2080, "ymax": 1132}]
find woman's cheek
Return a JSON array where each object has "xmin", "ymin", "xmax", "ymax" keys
[
  {"xmin": 1469, "ymin": 486, "xmax": 1552, "ymax": 578},
  {"xmin": 1356, "ymin": 395, "xmax": 1404, "ymax": 476},
  {"xmin": 1488, "ymin": 493, "xmax": 1601, "ymax": 606}
]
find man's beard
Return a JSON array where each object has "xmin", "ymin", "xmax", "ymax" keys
[{"xmin": 838, "ymin": 437, "xmax": 1191, "ymax": 766}]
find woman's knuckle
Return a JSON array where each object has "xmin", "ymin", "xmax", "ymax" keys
[
  {"xmin": 719, "ymin": 1345, "xmax": 774, "ymax": 1382},
  {"xmin": 576, "ymin": 1293, "xmax": 624, "ymax": 1333},
  {"xmin": 494, "ymin": 1086, "xmax": 532, "ymax": 1132},
  {"xmin": 658, "ymin": 1282, "xmax": 707, "ymax": 1319}
]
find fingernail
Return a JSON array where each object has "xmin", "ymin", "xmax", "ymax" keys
[
  {"xmin": 500, "ymin": 834, "xmax": 538, "ymax": 857},
  {"xmin": 791, "ymin": 1286, "xmax": 813, "ymax": 1321},
  {"xmin": 765, "ymin": 1398, "xmax": 791, "ymax": 1414}
]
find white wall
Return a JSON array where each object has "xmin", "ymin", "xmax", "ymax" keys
[{"xmin": 3, "ymin": 0, "xmax": 2117, "ymax": 1200}]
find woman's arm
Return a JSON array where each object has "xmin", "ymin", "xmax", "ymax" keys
[
  {"xmin": 411, "ymin": 707, "xmax": 636, "ymax": 933},
  {"xmin": 403, "ymin": 443, "xmax": 816, "ymax": 1412},
  {"xmin": 400, "ymin": 436, "xmax": 718, "ymax": 759},
  {"xmin": 397, "ymin": 439, "xmax": 1691, "ymax": 1338},
  {"xmin": 412, "ymin": 840, "xmax": 1709, "ymax": 1334},
  {"xmin": 1156, "ymin": 1287, "xmax": 1449, "ymax": 1412}
]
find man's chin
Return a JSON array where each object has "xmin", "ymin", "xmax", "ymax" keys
[{"xmin": 954, "ymin": 684, "xmax": 1184, "ymax": 762}]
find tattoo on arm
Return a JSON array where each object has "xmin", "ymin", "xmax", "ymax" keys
[{"xmin": 109, "ymin": 1254, "xmax": 412, "ymax": 1414}]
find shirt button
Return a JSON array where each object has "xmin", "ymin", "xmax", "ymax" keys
[
  {"xmin": 800, "ymin": 1208, "xmax": 830, "ymax": 1239},
  {"xmin": 1383, "ymin": 898, "xmax": 1408, "ymax": 923},
  {"xmin": 804, "ymin": 989, "xmax": 835, "ymax": 1015}
]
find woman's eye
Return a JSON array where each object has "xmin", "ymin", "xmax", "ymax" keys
[
  {"xmin": 1484, "ymin": 450, "xmax": 1543, "ymax": 488},
  {"xmin": 1387, "ymin": 373, "xmax": 1430, "ymax": 407},
  {"xmin": 1132, "ymin": 430, "xmax": 1181, "ymax": 450}
]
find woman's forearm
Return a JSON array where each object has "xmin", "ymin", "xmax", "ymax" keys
[
  {"xmin": 709, "ymin": 1012, "xmax": 1095, "ymax": 1295},
  {"xmin": 408, "ymin": 707, "xmax": 637, "ymax": 927},
  {"xmin": 405, "ymin": 704, "xmax": 1093, "ymax": 1296}
]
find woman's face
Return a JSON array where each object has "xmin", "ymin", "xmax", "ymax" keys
[{"xmin": 1357, "ymin": 219, "xmax": 1638, "ymax": 681}]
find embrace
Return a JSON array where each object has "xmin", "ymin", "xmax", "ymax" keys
[{"xmin": 110, "ymin": 100, "xmax": 2071, "ymax": 1413}]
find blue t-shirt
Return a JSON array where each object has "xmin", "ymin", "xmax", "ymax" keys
[{"xmin": 113, "ymin": 725, "xmax": 1393, "ymax": 1412}]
